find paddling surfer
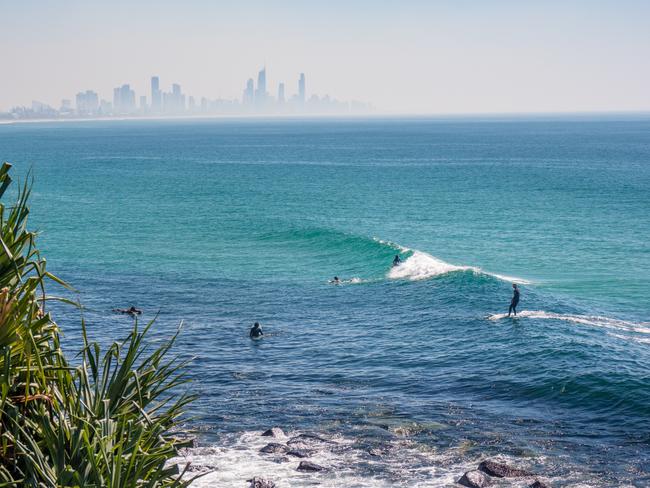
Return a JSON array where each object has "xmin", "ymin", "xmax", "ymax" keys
[
  {"xmin": 508, "ymin": 284, "xmax": 520, "ymax": 317},
  {"xmin": 113, "ymin": 306, "xmax": 142, "ymax": 316}
]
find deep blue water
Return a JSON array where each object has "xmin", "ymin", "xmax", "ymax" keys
[{"xmin": 1, "ymin": 117, "xmax": 649, "ymax": 486}]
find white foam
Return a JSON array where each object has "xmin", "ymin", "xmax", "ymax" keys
[
  {"xmin": 170, "ymin": 430, "xmax": 609, "ymax": 487},
  {"xmin": 488, "ymin": 310, "xmax": 650, "ymax": 335},
  {"xmin": 170, "ymin": 430, "xmax": 476, "ymax": 487},
  {"xmin": 388, "ymin": 251, "xmax": 471, "ymax": 281},
  {"xmin": 385, "ymin": 247, "xmax": 531, "ymax": 284}
]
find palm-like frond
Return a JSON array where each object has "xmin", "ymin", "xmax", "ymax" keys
[{"xmin": 0, "ymin": 162, "xmax": 197, "ymax": 487}]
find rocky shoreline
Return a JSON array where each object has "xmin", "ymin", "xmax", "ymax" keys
[{"xmin": 176, "ymin": 426, "xmax": 555, "ymax": 487}]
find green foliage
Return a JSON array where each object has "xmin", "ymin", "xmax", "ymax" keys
[{"xmin": 0, "ymin": 162, "xmax": 197, "ymax": 487}]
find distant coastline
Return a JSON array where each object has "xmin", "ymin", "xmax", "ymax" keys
[{"xmin": 2, "ymin": 110, "xmax": 650, "ymax": 126}]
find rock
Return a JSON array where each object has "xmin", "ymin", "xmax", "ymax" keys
[
  {"xmin": 530, "ymin": 481, "xmax": 549, "ymax": 488},
  {"xmin": 259, "ymin": 443, "xmax": 288, "ymax": 454},
  {"xmin": 261, "ymin": 427, "xmax": 285, "ymax": 438},
  {"xmin": 287, "ymin": 449, "xmax": 313, "ymax": 458},
  {"xmin": 247, "ymin": 477, "xmax": 276, "ymax": 488},
  {"xmin": 296, "ymin": 461, "xmax": 325, "ymax": 472},
  {"xmin": 458, "ymin": 470, "xmax": 491, "ymax": 487},
  {"xmin": 478, "ymin": 460, "xmax": 534, "ymax": 478},
  {"xmin": 287, "ymin": 433, "xmax": 336, "ymax": 446}
]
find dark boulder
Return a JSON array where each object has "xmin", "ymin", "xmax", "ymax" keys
[
  {"xmin": 288, "ymin": 433, "xmax": 336, "ymax": 445},
  {"xmin": 297, "ymin": 461, "xmax": 325, "ymax": 472},
  {"xmin": 530, "ymin": 481, "xmax": 550, "ymax": 488},
  {"xmin": 478, "ymin": 460, "xmax": 534, "ymax": 478},
  {"xmin": 260, "ymin": 443, "xmax": 288, "ymax": 454},
  {"xmin": 458, "ymin": 470, "xmax": 491, "ymax": 487},
  {"xmin": 261, "ymin": 427, "xmax": 285, "ymax": 438},
  {"xmin": 287, "ymin": 449, "xmax": 313, "ymax": 458},
  {"xmin": 247, "ymin": 477, "xmax": 276, "ymax": 488}
]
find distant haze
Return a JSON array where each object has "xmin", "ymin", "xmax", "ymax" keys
[{"xmin": 1, "ymin": 0, "xmax": 649, "ymax": 114}]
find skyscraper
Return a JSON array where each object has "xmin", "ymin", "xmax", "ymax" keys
[
  {"xmin": 243, "ymin": 78, "xmax": 255, "ymax": 105},
  {"xmin": 255, "ymin": 67, "xmax": 267, "ymax": 108},
  {"xmin": 113, "ymin": 88, "xmax": 120, "ymax": 112},
  {"xmin": 278, "ymin": 83, "xmax": 285, "ymax": 103},
  {"xmin": 151, "ymin": 76, "xmax": 161, "ymax": 112},
  {"xmin": 257, "ymin": 67, "xmax": 266, "ymax": 96},
  {"xmin": 76, "ymin": 90, "xmax": 99, "ymax": 115},
  {"xmin": 121, "ymin": 84, "xmax": 136, "ymax": 113},
  {"xmin": 113, "ymin": 84, "xmax": 136, "ymax": 114},
  {"xmin": 298, "ymin": 73, "xmax": 306, "ymax": 104}
]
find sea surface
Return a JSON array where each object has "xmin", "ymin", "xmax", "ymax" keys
[{"xmin": 1, "ymin": 116, "xmax": 649, "ymax": 487}]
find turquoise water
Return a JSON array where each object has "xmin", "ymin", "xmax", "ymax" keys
[{"xmin": 1, "ymin": 117, "xmax": 649, "ymax": 486}]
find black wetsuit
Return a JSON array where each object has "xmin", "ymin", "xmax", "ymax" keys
[
  {"xmin": 250, "ymin": 327, "xmax": 263, "ymax": 338},
  {"xmin": 393, "ymin": 257, "xmax": 401, "ymax": 267},
  {"xmin": 508, "ymin": 288, "xmax": 520, "ymax": 316}
]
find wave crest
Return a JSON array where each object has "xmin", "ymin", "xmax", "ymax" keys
[
  {"xmin": 388, "ymin": 250, "xmax": 471, "ymax": 281},
  {"xmin": 381, "ymin": 242, "xmax": 530, "ymax": 284}
]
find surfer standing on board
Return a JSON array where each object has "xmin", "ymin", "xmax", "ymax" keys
[
  {"xmin": 392, "ymin": 255, "xmax": 402, "ymax": 267},
  {"xmin": 508, "ymin": 284, "xmax": 520, "ymax": 317}
]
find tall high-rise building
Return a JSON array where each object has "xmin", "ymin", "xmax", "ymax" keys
[
  {"xmin": 257, "ymin": 68, "xmax": 266, "ymax": 95},
  {"xmin": 76, "ymin": 90, "xmax": 99, "ymax": 115},
  {"xmin": 113, "ymin": 84, "xmax": 136, "ymax": 114},
  {"xmin": 243, "ymin": 78, "xmax": 255, "ymax": 105},
  {"xmin": 151, "ymin": 76, "xmax": 161, "ymax": 112},
  {"xmin": 139, "ymin": 96, "xmax": 147, "ymax": 112},
  {"xmin": 278, "ymin": 83, "xmax": 285, "ymax": 103},
  {"xmin": 298, "ymin": 73, "xmax": 306, "ymax": 103},
  {"xmin": 255, "ymin": 67, "xmax": 267, "ymax": 107},
  {"xmin": 113, "ymin": 88, "xmax": 120, "ymax": 112}
]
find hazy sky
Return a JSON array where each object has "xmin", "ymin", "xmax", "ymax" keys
[{"xmin": 1, "ymin": 0, "xmax": 649, "ymax": 113}]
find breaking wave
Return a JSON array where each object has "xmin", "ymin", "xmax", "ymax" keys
[{"xmin": 379, "ymin": 239, "xmax": 530, "ymax": 284}]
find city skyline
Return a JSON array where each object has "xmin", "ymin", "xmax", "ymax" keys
[
  {"xmin": 2, "ymin": 1, "xmax": 650, "ymax": 114},
  {"xmin": 5, "ymin": 68, "xmax": 372, "ymax": 120}
]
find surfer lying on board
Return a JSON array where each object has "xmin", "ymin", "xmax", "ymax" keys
[
  {"xmin": 329, "ymin": 276, "xmax": 341, "ymax": 284},
  {"xmin": 250, "ymin": 322, "xmax": 264, "ymax": 339},
  {"xmin": 113, "ymin": 306, "xmax": 142, "ymax": 316},
  {"xmin": 392, "ymin": 255, "xmax": 402, "ymax": 267},
  {"xmin": 508, "ymin": 284, "xmax": 520, "ymax": 317}
]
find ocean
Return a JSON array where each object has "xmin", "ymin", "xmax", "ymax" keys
[{"xmin": 1, "ymin": 116, "xmax": 649, "ymax": 486}]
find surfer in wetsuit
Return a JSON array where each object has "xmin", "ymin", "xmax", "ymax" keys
[
  {"xmin": 392, "ymin": 255, "xmax": 402, "ymax": 267},
  {"xmin": 330, "ymin": 276, "xmax": 341, "ymax": 284},
  {"xmin": 113, "ymin": 306, "xmax": 142, "ymax": 316},
  {"xmin": 249, "ymin": 322, "xmax": 263, "ymax": 339},
  {"xmin": 508, "ymin": 284, "xmax": 520, "ymax": 317}
]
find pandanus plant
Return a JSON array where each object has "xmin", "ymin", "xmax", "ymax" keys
[{"xmin": 0, "ymin": 162, "xmax": 198, "ymax": 487}]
